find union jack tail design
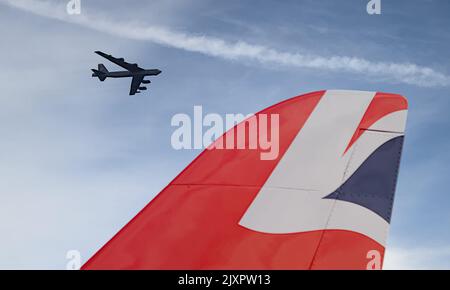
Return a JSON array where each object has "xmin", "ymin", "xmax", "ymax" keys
[{"xmin": 83, "ymin": 90, "xmax": 408, "ymax": 270}]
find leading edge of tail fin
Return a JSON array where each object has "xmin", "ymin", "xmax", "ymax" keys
[{"xmin": 83, "ymin": 90, "xmax": 408, "ymax": 270}]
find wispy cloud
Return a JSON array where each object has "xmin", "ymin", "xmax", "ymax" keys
[
  {"xmin": 2, "ymin": 0, "xmax": 450, "ymax": 87},
  {"xmin": 384, "ymin": 246, "xmax": 450, "ymax": 270}
]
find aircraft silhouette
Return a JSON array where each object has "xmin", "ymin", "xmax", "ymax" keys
[{"xmin": 92, "ymin": 51, "xmax": 161, "ymax": 95}]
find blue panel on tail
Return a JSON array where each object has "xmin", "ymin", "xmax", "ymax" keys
[{"xmin": 324, "ymin": 136, "xmax": 404, "ymax": 223}]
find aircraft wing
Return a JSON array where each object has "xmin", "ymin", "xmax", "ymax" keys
[
  {"xmin": 95, "ymin": 51, "xmax": 143, "ymax": 72},
  {"xmin": 82, "ymin": 90, "xmax": 408, "ymax": 270},
  {"xmin": 129, "ymin": 75, "xmax": 145, "ymax": 96}
]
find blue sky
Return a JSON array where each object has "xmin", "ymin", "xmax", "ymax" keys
[{"xmin": 0, "ymin": 0, "xmax": 449, "ymax": 269}]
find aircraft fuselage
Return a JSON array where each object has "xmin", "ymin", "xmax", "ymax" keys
[{"xmin": 105, "ymin": 69, "xmax": 162, "ymax": 78}]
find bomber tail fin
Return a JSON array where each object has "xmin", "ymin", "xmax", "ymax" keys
[{"xmin": 91, "ymin": 64, "xmax": 108, "ymax": 81}]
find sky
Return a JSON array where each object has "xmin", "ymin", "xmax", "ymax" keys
[{"xmin": 0, "ymin": 0, "xmax": 449, "ymax": 269}]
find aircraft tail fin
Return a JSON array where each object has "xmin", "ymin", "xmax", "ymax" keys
[
  {"xmin": 91, "ymin": 64, "xmax": 108, "ymax": 82},
  {"xmin": 82, "ymin": 90, "xmax": 408, "ymax": 270},
  {"xmin": 98, "ymin": 64, "xmax": 108, "ymax": 73}
]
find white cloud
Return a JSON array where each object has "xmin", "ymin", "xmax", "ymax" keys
[
  {"xmin": 2, "ymin": 0, "xmax": 450, "ymax": 87},
  {"xmin": 384, "ymin": 246, "xmax": 450, "ymax": 270}
]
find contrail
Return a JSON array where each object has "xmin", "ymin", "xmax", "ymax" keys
[{"xmin": 2, "ymin": 0, "xmax": 450, "ymax": 87}]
